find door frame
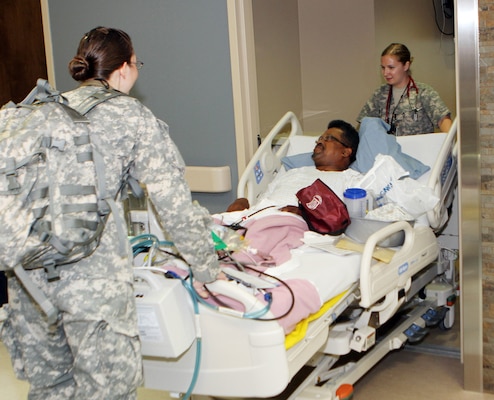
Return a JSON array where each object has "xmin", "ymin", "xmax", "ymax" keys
[
  {"xmin": 456, "ymin": 0, "xmax": 482, "ymax": 391},
  {"xmin": 226, "ymin": 0, "xmax": 260, "ymax": 181},
  {"xmin": 40, "ymin": 0, "xmax": 56, "ymax": 87}
]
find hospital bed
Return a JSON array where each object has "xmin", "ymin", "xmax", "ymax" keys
[{"xmin": 134, "ymin": 111, "xmax": 458, "ymax": 399}]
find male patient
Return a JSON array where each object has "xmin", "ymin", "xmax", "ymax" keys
[
  {"xmin": 217, "ymin": 118, "xmax": 436, "ymax": 265},
  {"xmin": 227, "ymin": 119, "xmax": 361, "ymax": 213},
  {"xmin": 215, "ymin": 119, "xmax": 360, "ymax": 266}
]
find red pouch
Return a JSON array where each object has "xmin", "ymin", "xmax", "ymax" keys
[{"xmin": 296, "ymin": 178, "xmax": 350, "ymax": 235}]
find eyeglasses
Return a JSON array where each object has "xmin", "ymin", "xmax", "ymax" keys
[
  {"xmin": 316, "ymin": 134, "xmax": 350, "ymax": 148},
  {"xmin": 131, "ymin": 60, "xmax": 144, "ymax": 70}
]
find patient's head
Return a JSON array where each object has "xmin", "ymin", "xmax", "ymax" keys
[{"xmin": 312, "ymin": 120, "xmax": 359, "ymax": 171}]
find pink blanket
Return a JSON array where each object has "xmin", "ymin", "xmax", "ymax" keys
[
  {"xmin": 158, "ymin": 213, "xmax": 322, "ymax": 334},
  {"xmin": 232, "ymin": 214, "xmax": 308, "ymax": 266},
  {"xmin": 212, "ymin": 213, "xmax": 321, "ymax": 334},
  {"xmin": 207, "ymin": 275, "xmax": 321, "ymax": 334}
]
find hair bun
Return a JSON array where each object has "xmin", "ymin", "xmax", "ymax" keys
[{"xmin": 68, "ymin": 55, "xmax": 92, "ymax": 81}]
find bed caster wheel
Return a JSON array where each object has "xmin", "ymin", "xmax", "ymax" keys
[{"xmin": 439, "ymin": 306, "xmax": 455, "ymax": 330}]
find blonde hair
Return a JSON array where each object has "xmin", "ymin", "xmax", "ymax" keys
[{"xmin": 381, "ymin": 43, "xmax": 414, "ymax": 65}]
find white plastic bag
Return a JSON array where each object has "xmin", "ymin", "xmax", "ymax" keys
[{"xmin": 358, "ymin": 154, "xmax": 439, "ymax": 219}]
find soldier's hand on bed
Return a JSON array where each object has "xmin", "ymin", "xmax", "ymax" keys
[
  {"xmin": 226, "ymin": 197, "xmax": 250, "ymax": 212},
  {"xmin": 193, "ymin": 271, "xmax": 228, "ymax": 298},
  {"xmin": 279, "ymin": 205, "xmax": 303, "ymax": 216}
]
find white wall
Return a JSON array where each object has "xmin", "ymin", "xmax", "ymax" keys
[
  {"xmin": 252, "ymin": 0, "xmax": 303, "ymax": 135},
  {"xmin": 45, "ymin": 0, "xmax": 238, "ymax": 213},
  {"xmin": 374, "ymin": 0, "xmax": 456, "ymax": 119},
  {"xmin": 298, "ymin": 0, "xmax": 376, "ymax": 133}
]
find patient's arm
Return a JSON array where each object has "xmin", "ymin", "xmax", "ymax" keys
[
  {"xmin": 279, "ymin": 205, "xmax": 303, "ymax": 216},
  {"xmin": 227, "ymin": 197, "xmax": 250, "ymax": 212}
]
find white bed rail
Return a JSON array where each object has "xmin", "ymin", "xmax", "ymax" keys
[
  {"xmin": 237, "ymin": 111, "xmax": 303, "ymax": 203},
  {"xmin": 425, "ymin": 118, "xmax": 458, "ymax": 231},
  {"xmin": 359, "ymin": 221, "xmax": 439, "ymax": 309}
]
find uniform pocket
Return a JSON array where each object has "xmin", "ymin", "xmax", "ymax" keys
[{"xmin": 74, "ymin": 320, "xmax": 143, "ymax": 398}]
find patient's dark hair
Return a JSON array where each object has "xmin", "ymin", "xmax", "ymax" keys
[
  {"xmin": 68, "ymin": 27, "xmax": 134, "ymax": 82},
  {"xmin": 327, "ymin": 120, "xmax": 359, "ymax": 163}
]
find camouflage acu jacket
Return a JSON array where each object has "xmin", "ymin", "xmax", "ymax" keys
[
  {"xmin": 357, "ymin": 81, "xmax": 451, "ymax": 136},
  {"xmin": 63, "ymin": 84, "xmax": 220, "ymax": 284}
]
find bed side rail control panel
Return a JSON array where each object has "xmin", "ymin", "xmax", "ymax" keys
[{"xmin": 237, "ymin": 111, "xmax": 303, "ymax": 203}]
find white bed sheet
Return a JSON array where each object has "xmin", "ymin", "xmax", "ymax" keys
[{"xmin": 269, "ymin": 245, "xmax": 361, "ymax": 305}]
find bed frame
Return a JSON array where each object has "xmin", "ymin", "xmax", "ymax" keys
[{"xmin": 136, "ymin": 112, "xmax": 458, "ymax": 399}]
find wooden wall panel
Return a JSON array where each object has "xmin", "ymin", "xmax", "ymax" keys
[{"xmin": 0, "ymin": 0, "xmax": 47, "ymax": 105}]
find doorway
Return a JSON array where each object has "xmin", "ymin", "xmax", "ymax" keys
[{"xmin": 227, "ymin": 0, "xmax": 483, "ymax": 392}]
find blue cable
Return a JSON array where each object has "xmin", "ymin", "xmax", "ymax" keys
[
  {"xmin": 165, "ymin": 272, "xmax": 201, "ymax": 400},
  {"xmin": 130, "ymin": 234, "xmax": 175, "ymax": 256},
  {"xmin": 129, "ymin": 233, "xmax": 159, "ymax": 245}
]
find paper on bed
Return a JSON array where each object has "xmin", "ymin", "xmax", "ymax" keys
[
  {"xmin": 305, "ymin": 242, "xmax": 354, "ymax": 256},
  {"xmin": 335, "ymin": 237, "xmax": 395, "ymax": 263},
  {"xmin": 301, "ymin": 231, "xmax": 354, "ymax": 256}
]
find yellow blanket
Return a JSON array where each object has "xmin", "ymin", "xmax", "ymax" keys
[{"xmin": 285, "ymin": 290, "xmax": 348, "ymax": 349}]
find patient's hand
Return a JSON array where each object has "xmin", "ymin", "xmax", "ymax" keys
[
  {"xmin": 226, "ymin": 197, "xmax": 250, "ymax": 212},
  {"xmin": 279, "ymin": 205, "xmax": 302, "ymax": 216}
]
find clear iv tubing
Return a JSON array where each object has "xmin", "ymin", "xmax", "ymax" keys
[{"xmin": 130, "ymin": 233, "xmax": 174, "ymax": 256}]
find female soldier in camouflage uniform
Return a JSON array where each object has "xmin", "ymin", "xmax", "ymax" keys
[
  {"xmin": 357, "ymin": 43, "xmax": 452, "ymax": 136},
  {"xmin": 1, "ymin": 27, "xmax": 222, "ymax": 399}
]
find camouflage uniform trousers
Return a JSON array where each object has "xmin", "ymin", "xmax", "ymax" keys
[{"xmin": 1, "ymin": 267, "xmax": 143, "ymax": 400}]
